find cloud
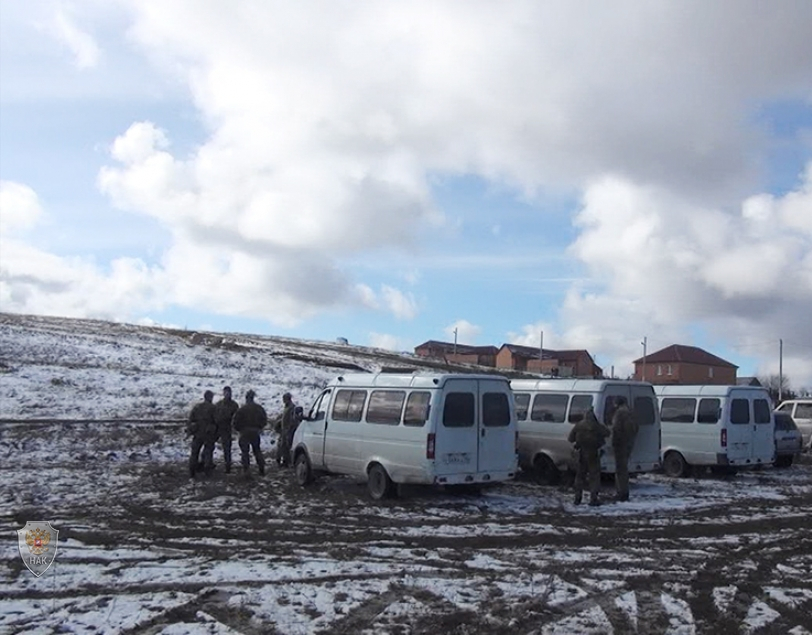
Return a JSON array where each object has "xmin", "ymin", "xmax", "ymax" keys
[
  {"xmin": 445, "ymin": 319, "xmax": 481, "ymax": 345},
  {"xmin": 52, "ymin": 4, "xmax": 101, "ymax": 69},
  {"xmin": 0, "ymin": 181, "xmax": 43, "ymax": 234},
  {"xmin": 368, "ymin": 332, "xmax": 408, "ymax": 351},
  {"xmin": 557, "ymin": 165, "xmax": 812, "ymax": 384}
]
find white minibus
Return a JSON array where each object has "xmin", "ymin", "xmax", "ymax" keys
[
  {"xmin": 291, "ymin": 373, "xmax": 518, "ymax": 499},
  {"xmin": 509, "ymin": 379, "xmax": 661, "ymax": 484},
  {"xmin": 655, "ymin": 385, "xmax": 775, "ymax": 477}
]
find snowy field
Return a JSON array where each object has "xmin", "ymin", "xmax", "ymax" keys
[{"xmin": 1, "ymin": 313, "xmax": 812, "ymax": 634}]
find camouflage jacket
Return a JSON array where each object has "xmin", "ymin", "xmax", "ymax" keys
[
  {"xmin": 187, "ymin": 401, "xmax": 217, "ymax": 440},
  {"xmin": 214, "ymin": 398, "xmax": 239, "ymax": 432},
  {"xmin": 233, "ymin": 402, "xmax": 268, "ymax": 435},
  {"xmin": 568, "ymin": 411, "xmax": 610, "ymax": 451},
  {"xmin": 611, "ymin": 405, "xmax": 639, "ymax": 448}
]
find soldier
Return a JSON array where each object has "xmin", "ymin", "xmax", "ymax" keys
[
  {"xmin": 568, "ymin": 406, "xmax": 610, "ymax": 506},
  {"xmin": 611, "ymin": 395, "xmax": 639, "ymax": 502},
  {"xmin": 233, "ymin": 389, "xmax": 268, "ymax": 476},
  {"xmin": 187, "ymin": 390, "xmax": 217, "ymax": 478},
  {"xmin": 214, "ymin": 386, "xmax": 239, "ymax": 474},
  {"xmin": 277, "ymin": 392, "xmax": 298, "ymax": 468}
]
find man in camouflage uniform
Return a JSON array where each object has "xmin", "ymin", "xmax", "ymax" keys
[
  {"xmin": 611, "ymin": 395, "xmax": 639, "ymax": 502},
  {"xmin": 187, "ymin": 390, "xmax": 217, "ymax": 478},
  {"xmin": 276, "ymin": 392, "xmax": 298, "ymax": 468},
  {"xmin": 568, "ymin": 406, "xmax": 610, "ymax": 506},
  {"xmin": 233, "ymin": 389, "xmax": 268, "ymax": 476},
  {"xmin": 214, "ymin": 386, "xmax": 239, "ymax": 474}
]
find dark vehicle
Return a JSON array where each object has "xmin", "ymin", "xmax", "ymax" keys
[{"xmin": 774, "ymin": 411, "xmax": 803, "ymax": 468}]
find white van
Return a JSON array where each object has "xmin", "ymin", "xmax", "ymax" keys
[
  {"xmin": 291, "ymin": 373, "xmax": 518, "ymax": 499},
  {"xmin": 656, "ymin": 385, "xmax": 775, "ymax": 476},
  {"xmin": 509, "ymin": 379, "xmax": 661, "ymax": 484},
  {"xmin": 775, "ymin": 399, "xmax": 812, "ymax": 450}
]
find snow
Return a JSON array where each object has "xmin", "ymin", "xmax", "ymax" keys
[{"xmin": 2, "ymin": 313, "xmax": 812, "ymax": 633}]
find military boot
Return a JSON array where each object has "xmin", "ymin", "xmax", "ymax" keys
[
  {"xmin": 588, "ymin": 495, "xmax": 600, "ymax": 507},
  {"xmin": 573, "ymin": 492, "xmax": 582, "ymax": 505}
]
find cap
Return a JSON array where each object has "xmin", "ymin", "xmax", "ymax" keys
[
  {"xmin": 204, "ymin": 390, "xmax": 214, "ymax": 400},
  {"xmin": 246, "ymin": 389, "xmax": 256, "ymax": 399},
  {"xmin": 283, "ymin": 392, "xmax": 292, "ymax": 400}
]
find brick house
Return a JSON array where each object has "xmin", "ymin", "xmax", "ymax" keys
[
  {"xmin": 495, "ymin": 344, "xmax": 602, "ymax": 378},
  {"xmin": 413, "ymin": 340, "xmax": 498, "ymax": 366},
  {"xmin": 632, "ymin": 344, "xmax": 737, "ymax": 385}
]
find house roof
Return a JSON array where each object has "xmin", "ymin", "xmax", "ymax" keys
[
  {"xmin": 500, "ymin": 343, "xmax": 556, "ymax": 359},
  {"xmin": 414, "ymin": 340, "xmax": 499, "ymax": 355},
  {"xmin": 499, "ymin": 344, "xmax": 595, "ymax": 363},
  {"xmin": 633, "ymin": 344, "xmax": 738, "ymax": 368},
  {"xmin": 737, "ymin": 377, "xmax": 762, "ymax": 386}
]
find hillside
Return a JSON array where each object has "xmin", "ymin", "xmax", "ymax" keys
[{"xmin": 0, "ymin": 312, "xmax": 520, "ymax": 420}]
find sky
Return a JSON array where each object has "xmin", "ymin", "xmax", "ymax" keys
[{"xmin": 1, "ymin": 1, "xmax": 811, "ymax": 387}]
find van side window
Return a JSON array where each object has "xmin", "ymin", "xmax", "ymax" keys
[
  {"xmin": 603, "ymin": 396, "xmax": 617, "ymax": 426},
  {"xmin": 568, "ymin": 395, "xmax": 593, "ymax": 423},
  {"xmin": 753, "ymin": 399, "xmax": 771, "ymax": 424},
  {"xmin": 776, "ymin": 402, "xmax": 792, "ymax": 413},
  {"xmin": 697, "ymin": 398, "xmax": 720, "ymax": 423},
  {"xmin": 514, "ymin": 393, "xmax": 530, "ymax": 421},
  {"xmin": 443, "ymin": 393, "xmax": 475, "ymax": 427},
  {"xmin": 633, "ymin": 396, "xmax": 656, "ymax": 425},
  {"xmin": 796, "ymin": 404, "xmax": 812, "ymax": 418},
  {"xmin": 404, "ymin": 392, "xmax": 430, "ymax": 427},
  {"xmin": 531, "ymin": 394, "xmax": 568, "ymax": 423},
  {"xmin": 332, "ymin": 389, "xmax": 367, "ymax": 422},
  {"xmin": 730, "ymin": 398, "xmax": 750, "ymax": 424},
  {"xmin": 483, "ymin": 392, "xmax": 510, "ymax": 427},
  {"xmin": 367, "ymin": 390, "xmax": 406, "ymax": 425},
  {"xmin": 660, "ymin": 398, "xmax": 696, "ymax": 423}
]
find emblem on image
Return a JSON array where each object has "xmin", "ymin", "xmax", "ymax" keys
[{"xmin": 16, "ymin": 521, "xmax": 59, "ymax": 577}]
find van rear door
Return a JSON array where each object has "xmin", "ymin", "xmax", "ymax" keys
[
  {"xmin": 477, "ymin": 379, "xmax": 516, "ymax": 474},
  {"xmin": 726, "ymin": 396, "xmax": 752, "ymax": 462},
  {"xmin": 434, "ymin": 379, "xmax": 479, "ymax": 476},
  {"xmin": 629, "ymin": 384, "xmax": 661, "ymax": 470},
  {"xmin": 752, "ymin": 394, "xmax": 774, "ymax": 463}
]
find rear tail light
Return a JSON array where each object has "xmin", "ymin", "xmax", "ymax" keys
[
  {"xmin": 721, "ymin": 429, "xmax": 727, "ymax": 448},
  {"xmin": 426, "ymin": 433, "xmax": 436, "ymax": 460}
]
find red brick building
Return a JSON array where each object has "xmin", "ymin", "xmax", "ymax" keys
[
  {"xmin": 413, "ymin": 340, "xmax": 498, "ymax": 366},
  {"xmin": 633, "ymin": 344, "xmax": 737, "ymax": 385},
  {"xmin": 495, "ymin": 344, "xmax": 602, "ymax": 378}
]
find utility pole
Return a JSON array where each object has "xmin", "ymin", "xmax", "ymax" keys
[
  {"xmin": 539, "ymin": 330, "xmax": 544, "ymax": 372},
  {"xmin": 641, "ymin": 336, "xmax": 648, "ymax": 381},
  {"xmin": 453, "ymin": 327, "xmax": 458, "ymax": 356},
  {"xmin": 779, "ymin": 338, "xmax": 783, "ymax": 402}
]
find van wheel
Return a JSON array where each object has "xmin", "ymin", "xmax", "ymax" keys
[
  {"xmin": 774, "ymin": 456, "xmax": 792, "ymax": 468},
  {"xmin": 368, "ymin": 464, "xmax": 394, "ymax": 500},
  {"xmin": 534, "ymin": 454, "xmax": 561, "ymax": 486},
  {"xmin": 294, "ymin": 452, "xmax": 313, "ymax": 486},
  {"xmin": 663, "ymin": 451, "xmax": 688, "ymax": 478}
]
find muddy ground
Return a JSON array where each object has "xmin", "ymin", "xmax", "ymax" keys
[{"xmin": 2, "ymin": 421, "xmax": 811, "ymax": 634}]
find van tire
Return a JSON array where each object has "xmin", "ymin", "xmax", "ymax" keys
[
  {"xmin": 663, "ymin": 451, "xmax": 688, "ymax": 478},
  {"xmin": 368, "ymin": 464, "xmax": 394, "ymax": 500},
  {"xmin": 774, "ymin": 456, "xmax": 793, "ymax": 468},
  {"xmin": 533, "ymin": 454, "xmax": 561, "ymax": 486},
  {"xmin": 294, "ymin": 452, "xmax": 313, "ymax": 486}
]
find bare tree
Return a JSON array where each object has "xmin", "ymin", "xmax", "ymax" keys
[{"xmin": 758, "ymin": 374, "xmax": 796, "ymax": 403}]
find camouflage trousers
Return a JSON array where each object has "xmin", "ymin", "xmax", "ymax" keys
[
  {"xmin": 238, "ymin": 431, "xmax": 265, "ymax": 475},
  {"xmin": 613, "ymin": 441, "xmax": 634, "ymax": 500},
  {"xmin": 189, "ymin": 437, "xmax": 215, "ymax": 477},
  {"xmin": 573, "ymin": 448, "xmax": 601, "ymax": 502},
  {"xmin": 217, "ymin": 429, "xmax": 233, "ymax": 471}
]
